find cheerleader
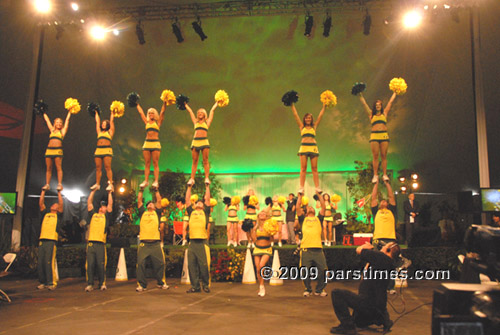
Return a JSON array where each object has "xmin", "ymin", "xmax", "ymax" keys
[
  {"xmin": 251, "ymin": 210, "xmax": 274, "ymax": 297},
  {"xmin": 224, "ymin": 196, "xmax": 240, "ymax": 247},
  {"xmin": 316, "ymin": 193, "xmax": 337, "ymax": 246},
  {"xmin": 184, "ymin": 102, "xmax": 218, "ymax": 186},
  {"xmin": 242, "ymin": 189, "xmax": 259, "ymax": 249},
  {"xmin": 91, "ymin": 111, "xmax": 115, "ymax": 191},
  {"xmin": 269, "ymin": 196, "xmax": 287, "ymax": 247},
  {"xmin": 42, "ymin": 111, "xmax": 72, "ymax": 191},
  {"xmin": 136, "ymin": 101, "xmax": 166, "ymax": 189}
]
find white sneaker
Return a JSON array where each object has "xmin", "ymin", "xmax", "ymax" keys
[
  {"xmin": 298, "ymin": 188, "xmax": 304, "ymax": 195},
  {"xmin": 271, "ymin": 242, "xmax": 274, "ymax": 247},
  {"xmin": 232, "ymin": 241, "xmax": 238, "ymax": 247},
  {"xmin": 157, "ymin": 283, "xmax": 169, "ymax": 290},
  {"xmin": 100, "ymin": 284, "xmax": 107, "ymax": 291},
  {"xmin": 182, "ymin": 240, "xmax": 187, "ymax": 246},
  {"xmin": 227, "ymin": 241, "xmax": 232, "ymax": 247},
  {"xmin": 37, "ymin": 284, "xmax": 46, "ymax": 290},
  {"xmin": 139, "ymin": 180, "xmax": 149, "ymax": 189},
  {"xmin": 85, "ymin": 285, "xmax": 93, "ymax": 292},
  {"xmin": 371, "ymin": 175, "xmax": 379, "ymax": 184},
  {"xmin": 56, "ymin": 184, "xmax": 63, "ymax": 191},
  {"xmin": 42, "ymin": 184, "xmax": 50, "ymax": 191},
  {"xmin": 314, "ymin": 290, "xmax": 328, "ymax": 297},
  {"xmin": 303, "ymin": 290, "xmax": 311, "ymax": 297},
  {"xmin": 258, "ymin": 285, "xmax": 266, "ymax": 297},
  {"xmin": 136, "ymin": 286, "xmax": 146, "ymax": 292},
  {"xmin": 105, "ymin": 182, "xmax": 113, "ymax": 192},
  {"xmin": 187, "ymin": 178, "xmax": 195, "ymax": 186},
  {"xmin": 205, "ymin": 178, "xmax": 210, "ymax": 185},
  {"xmin": 247, "ymin": 242, "xmax": 251, "ymax": 249},
  {"xmin": 90, "ymin": 184, "xmax": 100, "ymax": 191},
  {"xmin": 316, "ymin": 188, "xmax": 322, "ymax": 194},
  {"xmin": 152, "ymin": 181, "xmax": 159, "ymax": 189},
  {"xmin": 278, "ymin": 242, "xmax": 282, "ymax": 247},
  {"xmin": 383, "ymin": 174, "xmax": 390, "ymax": 182}
]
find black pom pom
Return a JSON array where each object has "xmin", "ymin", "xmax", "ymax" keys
[
  {"xmin": 127, "ymin": 92, "xmax": 140, "ymax": 107},
  {"xmin": 281, "ymin": 90, "xmax": 299, "ymax": 106},
  {"xmin": 87, "ymin": 102, "xmax": 101, "ymax": 118},
  {"xmin": 242, "ymin": 219, "xmax": 254, "ymax": 232},
  {"xmin": 223, "ymin": 197, "xmax": 231, "ymax": 206},
  {"xmin": 176, "ymin": 94, "xmax": 189, "ymax": 110},
  {"xmin": 351, "ymin": 82, "xmax": 366, "ymax": 96},
  {"xmin": 313, "ymin": 194, "xmax": 319, "ymax": 201},
  {"xmin": 265, "ymin": 197, "xmax": 273, "ymax": 206},
  {"xmin": 243, "ymin": 195, "xmax": 250, "ymax": 206},
  {"xmin": 33, "ymin": 99, "xmax": 48, "ymax": 117}
]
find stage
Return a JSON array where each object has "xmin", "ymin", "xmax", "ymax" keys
[{"xmin": 0, "ymin": 276, "xmax": 437, "ymax": 335}]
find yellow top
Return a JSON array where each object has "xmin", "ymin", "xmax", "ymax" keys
[
  {"xmin": 373, "ymin": 208, "xmax": 396, "ymax": 240},
  {"xmin": 40, "ymin": 213, "xmax": 59, "ymax": 241},
  {"xmin": 228, "ymin": 205, "xmax": 237, "ymax": 211},
  {"xmin": 194, "ymin": 122, "xmax": 208, "ymax": 132},
  {"xmin": 301, "ymin": 127, "xmax": 316, "ymax": 141},
  {"xmin": 145, "ymin": 122, "xmax": 160, "ymax": 132},
  {"xmin": 371, "ymin": 113, "xmax": 387, "ymax": 126},
  {"xmin": 139, "ymin": 210, "xmax": 161, "ymax": 240},
  {"xmin": 256, "ymin": 226, "xmax": 271, "ymax": 238},
  {"xmin": 49, "ymin": 130, "xmax": 63, "ymax": 141},
  {"xmin": 88, "ymin": 213, "xmax": 107, "ymax": 243},
  {"xmin": 189, "ymin": 209, "xmax": 208, "ymax": 239},
  {"xmin": 301, "ymin": 216, "xmax": 323, "ymax": 249},
  {"xmin": 97, "ymin": 131, "xmax": 112, "ymax": 141}
]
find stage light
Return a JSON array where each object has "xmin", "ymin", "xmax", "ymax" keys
[
  {"xmin": 424, "ymin": 5, "xmax": 429, "ymax": 10},
  {"xmin": 401, "ymin": 186, "xmax": 407, "ymax": 193},
  {"xmin": 363, "ymin": 12, "xmax": 371, "ymax": 35},
  {"xmin": 444, "ymin": 4, "xmax": 451, "ymax": 9},
  {"xmin": 34, "ymin": 0, "xmax": 51, "ymax": 13},
  {"xmin": 55, "ymin": 24, "xmax": 64, "ymax": 40},
  {"xmin": 403, "ymin": 10, "xmax": 423, "ymax": 29},
  {"xmin": 304, "ymin": 15, "xmax": 314, "ymax": 37},
  {"xmin": 121, "ymin": 178, "xmax": 127, "ymax": 184},
  {"xmin": 71, "ymin": 2, "xmax": 79, "ymax": 11},
  {"xmin": 90, "ymin": 25, "xmax": 106, "ymax": 40},
  {"xmin": 411, "ymin": 173, "xmax": 419, "ymax": 180},
  {"xmin": 136, "ymin": 21, "xmax": 145, "ymax": 45},
  {"xmin": 192, "ymin": 18, "xmax": 207, "ymax": 41},
  {"xmin": 322, "ymin": 14, "xmax": 331, "ymax": 37},
  {"xmin": 412, "ymin": 182, "xmax": 419, "ymax": 189},
  {"xmin": 62, "ymin": 189, "xmax": 84, "ymax": 203},
  {"xmin": 172, "ymin": 20, "xmax": 184, "ymax": 43},
  {"xmin": 119, "ymin": 186, "xmax": 125, "ymax": 194},
  {"xmin": 113, "ymin": 29, "xmax": 120, "ymax": 36},
  {"xmin": 399, "ymin": 176, "xmax": 406, "ymax": 183},
  {"xmin": 80, "ymin": 19, "xmax": 85, "ymax": 24}
]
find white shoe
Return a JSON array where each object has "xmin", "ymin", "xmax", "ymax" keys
[
  {"xmin": 371, "ymin": 175, "xmax": 379, "ymax": 184},
  {"xmin": 90, "ymin": 184, "xmax": 100, "ymax": 191},
  {"xmin": 136, "ymin": 286, "xmax": 146, "ymax": 292},
  {"xmin": 303, "ymin": 290, "xmax": 311, "ymax": 297},
  {"xmin": 139, "ymin": 180, "xmax": 149, "ymax": 189},
  {"xmin": 298, "ymin": 188, "xmax": 304, "ymax": 195},
  {"xmin": 258, "ymin": 285, "xmax": 266, "ymax": 297},
  {"xmin": 314, "ymin": 290, "xmax": 328, "ymax": 297},
  {"xmin": 37, "ymin": 284, "xmax": 46, "ymax": 290},
  {"xmin": 152, "ymin": 181, "xmax": 159, "ymax": 189},
  {"xmin": 233, "ymin": 241, "xmax": 238, "ymax": 247},
  {"xmin": 205, "ymin": 177, "xmax": 210, "ymax": 185},
  {"xmin": 278, "ymin": 242, "xmax": 282, "ymax": 247},
  {"xmin": 42, "ymin": 184, "xmax": 50, "ymax": 191},
  {"xmin": 187, "ymin": 178, "xmax": 195, "ymax": 186},
  {"xmin": 85, "ymin": 285, "xmax": 93, "ymax": 292},
  {"xmin": 271, "ymin": 242, "xmax": 274, "ymax": 247},
  {"xmin": 182, "ymin": 240, "xmax": 187, "ymax": 246},
  {"xmin": 56, "ymin": 184, "xmax": 63, "ymax": 191},
  {"xmin": 315, "ymin": 188, "xmax": 322, "ymax": 194},
  {"xmin": 100, "ymin": 284, "xmax": 107, "ymax": 291},
  {"xmin": 383, "ymin": 174, "xmax": 390, "ymax": 182},
  {"xmin": 247, "ymin": 243, "xmax": 251, "ymax": 249},
  {"xmin": 105, "ymin": 182, "xmax": 113, "ymax": 192},
  {"xmin": 227, "ymin": 241, "xmax": 231, "ymax": 247},
  {"xmin": 157, "ymin": 283, "xmax": 169, "ymax": 290}
]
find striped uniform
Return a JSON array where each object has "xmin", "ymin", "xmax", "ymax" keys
[
  {"xmin": 45, "ymin": 130, "xmax": 64, "ymax": 158},
  {"xmin": 94, "ymin": 131, "xmax": 113, "ymax": 157},
  {"xmin": 253, "ymin": 223, "xmax": 273, "ymax": 256},
  {"xmin": 369, "ymin": 114, "xmax": 390, "ymax": 143},
  {"xmin": 142, "ymin": 122, "xmax": 161, "ymax": 151},
  {"xmin": 191, "ymin": 121, "xmax": 210, "ymax": 151},
  {"xmin": 227, "ymin": 205, "xmax": 239, "ymax": 223},
  {"xmin": 298, "ymin": 127, "xmax": 319, "ymax": 157}
]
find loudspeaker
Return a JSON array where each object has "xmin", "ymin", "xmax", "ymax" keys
[{"xmin": 457, "ymin": 191, "xmax": 473, "ymax": 213}]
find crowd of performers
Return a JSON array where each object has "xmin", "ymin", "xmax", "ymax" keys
[{"xmin": 35, "ymin": 80, "xmax": 407, "ymax": 334}]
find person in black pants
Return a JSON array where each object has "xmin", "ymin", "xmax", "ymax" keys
[{"xmin": 330, "ymin": 242, "xmax": 400, "ymax": 334}]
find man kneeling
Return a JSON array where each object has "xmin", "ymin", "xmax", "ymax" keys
[{"xmin": 330, "ymin": 242, "xmax": 400, "ymax": 334}]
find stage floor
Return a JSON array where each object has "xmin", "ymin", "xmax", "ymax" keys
[{"xmin": 0, "ymin": 277, "xmax": 437, "ymax": 335}]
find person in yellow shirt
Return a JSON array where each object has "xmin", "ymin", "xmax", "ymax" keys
[
  {"xmin": 84, "ymin": 188, "xmax": 113, "ymax": 292},
  {"xmin": 183, "ymin": 182, "xmax": 211, "ymax": 293},
  {"xmin": 37, "ymin": 188, "xmax": 63, "ymax": 290},
  {"xmin": 296, "ymin": 190, "xmax": 328, "ymax": 297},
  {"xmin": 370, "ymin": 179, "xmax": 397, "ymax": 246},
  {"xmin": 136, "ymin": 188, "xmax": 168, "ymax": 291}
]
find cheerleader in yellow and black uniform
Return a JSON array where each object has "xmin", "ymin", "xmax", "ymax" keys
[
  {"xmin": 251, "ymin": 211, "xmax": 274, "ymax": 297},
  {"xmin": 315, "ymin": 193, "xmax": 337, "ymax": 246},
  {"xmin": 358, "ymin": 91, "xmax": 396, "ymax": 184},
  {"xmin": 183, "ymin": 101, "xmax": 218, "ymax": 186},
  {"xmin": 224, "ymin": 196, "xmax": 240, "ymax": 247},
  {"xmin": 268, "ymin": 196, "xmax": 287, "ymax": 247},
  {"xmin": 42, "ymin": 110, "xmax": 72, "ymax": 191},
  {"xmin": 290, "ymin": 101, "xmax": 326, "ymax": 194},
  {"xmin": 91, "ymin": 109, "xmax": 115, "ymax": 191},
  {"xmin": 242, "ymin": 190, "xmax": 259, "ymax": 249},
  {"xmin": 136, "ymin": 101, "xmax": 166, "ymax": 189}
]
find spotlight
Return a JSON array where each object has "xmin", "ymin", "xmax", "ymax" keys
[
  {"xmin": 383, "ymin": 15, "xmax": 393, "ymax": 25},
  {"xmin": 172, "ymin": 20, "xmax": 184, "ymax": 43},
  {"xmin": 113, "ymin": 29, "xmax": 120, "ymax": 36},
  {"xmin": 403, "ymin": 10, "xmax": 423, "ymax": 29},
  {"xmin": 322, "ymin": 14, "xmax": 332, "ymax": 37},
  {"xmin": 121, "ymin": 178, "xmax": 127, "ymax": 184},
  {"xmin": 136, "ymin": 21, "xmax": 145, "ymax": 45},
  {"xmin": 412, "ymin": 182, "xmax": 419, "ymax": 189},
  {"xmin": 304, "ymin": 15, "xmax": 314, "ymax": 37},
  {"xmin": 401, "ymin": 186, "xmax": 407, "ymax": 193},
  {"xmin": 62, "ymin": 189, "xmax": 84, "ymax": 203},
  {"xmin": 411, "ymin": 173, "xmax": 419, "ymax": 180},
  {"xmin": 363, "ymin": 11, "xmax": 371, "ymax": 35},
  {"xmin": 90, "ymin": 25, "xmax": 106, "ymax": 40},
  {"xmin": 34, "ymin": 0, "xmax": 51, "ymax": 13},
  {"xmin": 71, "ymin": 2, "xmax": 79, "ymax": 11},
  {"xmin": 399, "ymin": 176, "xmax": 406, "ymax": 183},
  {"xmin": 55, "ymin": 24, "xmax": 64, "ymax": 40},
  {"xmin": 192, "ymin": 18, "xmax": 207, "ymax": 41},
  {"xmin": 119, "ymin": 186, "xmax": 125, "ymax": 194}
]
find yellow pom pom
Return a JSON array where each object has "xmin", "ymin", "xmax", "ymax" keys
[
  {"xmin": 331, "ymin": 194, "xmax": 341, "ymax": 203},
  {"xmin": 210, "ymin": 198, "xmax": 217, "ymax": 207},
  {"xmin": 263, "ymin": 219, "xmax": 279, "ymax": 236},
  {"xmin": 110, "ymin": 100, "xmax": 125, "ymax": 118},
  {"xmin": 302, "ymin": 196, "xmax": 309, "ymax": 206},
  {"xmin": 249, "ymin": 195, "xmax": 259, "ymax": 206},
  {"xmin": 320, "ymin": 90, "xmax": 337, "ymax": 107},
  {"xmin": 190, "ymin": 194, "xmax": 199, "ymax": 203},
  {"xmin": 389, "ymin": 77, "xmax": 408, "ymax": 95},
  {"xmin": 161, "ymin": 198, "xmax": 170, "ymax": 207},
  {"xmin": 214, "ymin": 90, "xmax": 229, "ymax": 107},
  {"xmin": 231, "ymin": 196, "xmax": 241, "ymax": 206},
  {"xmin": 160, "ymin": 90, "xmax": 176, "ymax": 106},
  {"xmin": 64, "ymin": 98, "xmax": 81, "ymax": 114},
  {"xmin": 278, "ymin": 196, "xmax": 286, "ymax": 205}
]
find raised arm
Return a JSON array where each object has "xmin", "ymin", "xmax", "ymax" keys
[
  {"xmin": 107, "ymin": 189, "xmax": 113, "ymax": 213},
  {"xmin": 57, "ymin": 189, "xmax": 63, "ymax": 213},
  {"xmin": 370, "ymin": 181, "xmax": 379, "ymax": 208},
  {"xmin": 359, "ymin": 93, "xmax": 372, "ymax": 119},
  {"xmin": 88, "ymin": 188, "xmax": 97, "ymax": 212},
  {"xmin": 384, "ymin": 180, "xmax": 396, "ymax": 206},
  {"xmin": 109, "ymin": 112, "xmax": 115, "ymax": 138},
  {"xmin": 185, "ymin": 184, "xmax": 192, "ymax": 208},
  {"xmin": 384, "ymin": 92, "xmax": 397, "ymax": 117},
  {"xmin": 138, "ymin": 189, "xmax": 144, "ymax": 208},
  {"xmin": 136, "ymin": 104, "xmax": 147, "ymax": 124},
  {"xmin": 204, "ymin": 183, "xmax": 211, "ymax": 207},
  {"xmin": 94, "ymin": 112, "xmax": 101, "ymax": 135},
  {"xmin": 317, "ymin": 191, "xmax": 326, "ymax": 216},
  {"xmin": 43, "ymin": 114, "xmax": 54, "ymax": 132},
  {"xmin": 206, "ymin": 102, "xmax": 217, "ymax": 127},
  {"xmin": 185, "ymin": 103, "xmax": 197, "ymax": 124},
  {"xmin": 40, "ymin": 189, "xmax": 46, "ymax": 211},
  {"xmin": 154, "ymin": 190, "xmax": 162, "ymax": 209},
  {"xmin": 314, "ymin": 104, "xmax": 326, "ymax": 129},
  {"xmin": 291, "ymin": 104, "xmax": 303, "ymax": 129},
  {"xmin": 158, "ymin": 101, "xmax": 166, "ymax": 127},
  {"xmin": 61, "ymin": 112, "xmax": 71, "ymax": 137},
  {"xmin": 296, "ymin": 193, "xmax": 303, "ymax": 217}
]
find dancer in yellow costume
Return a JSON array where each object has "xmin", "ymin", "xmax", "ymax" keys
[
  {"xmin": 91, "ymin": 111, "xmax": 115, "ymax": 192},
  {"xmin": 358, "ymin": 92, "xmax": 396, "ymax": 184},
  {"xmin": 42, "ymin": 110, "xmax": 72, "ymax": 191},
  {"xmin": 250, "ymin": 211, "xmax": 274, "ymax": 297},
  {"xmin": 315, "ymin": 193, "xmax": 337, "ymax": 246}
]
